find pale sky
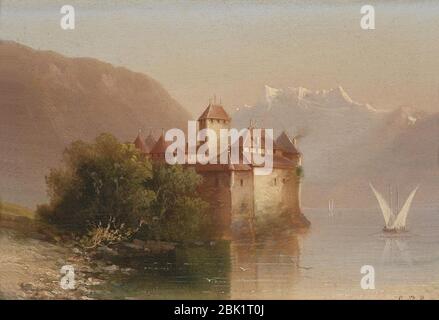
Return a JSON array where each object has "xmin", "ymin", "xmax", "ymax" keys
[{"xmin": 1, "ymin": 0, "xmax": 438, "ymax": 116}]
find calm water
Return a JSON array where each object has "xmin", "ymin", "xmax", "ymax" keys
[{"xmin": 93, "ymin": 206, "xmax": 439, "ymax": 299}]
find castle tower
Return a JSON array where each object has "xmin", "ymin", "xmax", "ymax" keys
[
  {"xmin": 275, "ymin": 131, "xmax": 301, "ymax": 165},
  {"xmin": 133, "ymin": 130, "xmax": 148, "ymax": 154},
  {"xmin": 198, "ymin": 102, "xmax": 231, "ymax": 155},
  {"xmin": 275, "ymin": 131, "xmax": 304, "ymax": 221},
  {"xmin": 149, "ymin": 133, "xmax": 171, "ymax": 162},
  {"xmin": 144, "ymin": 131, "xmax": 157, "ymax": 153}
]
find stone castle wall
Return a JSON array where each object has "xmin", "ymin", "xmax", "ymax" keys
[
  {"xmin": 197, "ymin": 170, "xmax": 232, "ymax": 236},
  {"xmin": 198, "ymin": 166, "xmax": 303, "ymax": 236},
  {"xmin": 253, "ymin": 168, "xmax": 301, "ymax": 220},
  {"xmin": 230, "ymin": 170, "xmax": 254, "ymax": 230}
]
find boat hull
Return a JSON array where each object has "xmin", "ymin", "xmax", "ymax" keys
[{"xmin": 383, "ymin": 227, "xmax": 407, "ymax": 233}]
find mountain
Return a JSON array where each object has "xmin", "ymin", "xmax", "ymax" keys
[
  {"xmin": 233, "ymin": 85, "xmax": 436, "ymax": 207},
  {"xmin": 0, "ymin": 41, "xmax": 191, "ymax": 207},
  {"xmin": 369, "ymin": 113, "xmax": 439, "ymax": 206}
]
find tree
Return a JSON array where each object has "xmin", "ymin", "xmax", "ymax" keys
[
  {"xmin": 296, "ymin": 165, "xmax": 304, "ymax": 179},
  {"xmin": 38, "ymin": 133, "xmax": 211, "ymax": 242},
  {"xmin": 38, "ymin": 133, "xmax": 154, "ymax": 233},
  {"xmin": 143, "ymin": 163, "xmax": 210, "ymax": 241}
]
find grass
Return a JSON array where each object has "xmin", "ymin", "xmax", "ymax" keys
[{"xmin": 0, "ymin": 201, "xmax": 35, "ymax": 220}]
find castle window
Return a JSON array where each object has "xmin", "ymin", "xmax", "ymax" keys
[
  {"xmin": 283, "ymin": 178, "xmax": 286, "ymax": 184},
  {"xmin": 240, "ymin": 179, "xmax": 244, "ymax": 187},
  {"xmin": 274, "ymin": 178, "xmax": 277, "ymax": 186}
]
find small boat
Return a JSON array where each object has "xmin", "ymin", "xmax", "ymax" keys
[
  {"xmin": 328, "ymin": 199, "xmax": 335, "ymax": 217},
  {"xmin": 369, "ymin": 183, "xmax": 419, "ymax": 232}
]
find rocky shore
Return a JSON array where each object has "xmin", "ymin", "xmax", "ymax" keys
[{"xmin": 0, "ymin": 216, "xmax": 176, "ymax": 300}]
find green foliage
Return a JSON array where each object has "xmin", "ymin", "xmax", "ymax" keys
[
  {"xmin": 0, "ymin": 200, "xmax": 35, "ymax": 219},
  {"xmin": 38, "ymin": 133, "xmax": 154, "ymax": 232},
  {"xmin": 142, "ymin": 164, "xmax": 210, "ymax": 242},
  {"xmin": 79, "ymin": 217, "xmax": 140, "ymax": 249},
  {"xmin": 38, "ymin": 133, "xmax": 210, "ymax": 242},
  {"xmin": 296, "ymin": 165, "xmax": 304, "ymax": 179}
]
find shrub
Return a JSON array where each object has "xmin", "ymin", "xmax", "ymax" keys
[
  {"xmin": 296, "ymin": 165, "xmax": 304, "ymax": 179},
  {"xmin": 141, "ymin": 163, "xmax": 211, "ymax": 242},
  {"xmin": 79, "ymin": 217, "xmax": 140, "ymax": 249},
  {"xmin": 38, "ymin": 133, "xmax": 155, "ymax": 233},
  {"xmin": 38, "ymin": 133, "xmax": 211, "ymax": 242}
]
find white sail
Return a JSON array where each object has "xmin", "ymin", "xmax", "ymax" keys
[
  {"xmin": 369, "ymin": 183, "xmax": 393, "ymax": 227},
  {"xmin": 390, "ymin": 186, "xmax": 419, "ymax": 230}
]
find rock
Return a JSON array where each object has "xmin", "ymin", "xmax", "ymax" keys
[
  {"xmin": 132, "ymin": 239, "xmax": 145, "ymax": 247},
  {"xmin": 145, "ymin": 240, "xmax": 176, "ymax": 252},
  {"xmin": 20, "ymin": 282, "xmax": 36, "ymax": 291},
  {"xmin": 102, "ymin": 264, "xmax": 119, "ymax": 273},
  {"xmin": 79, "ymin": 265, "xmax": 94, "ymax": 273},
  {"xmin": 97, "ymin": 245, "xmax": 117, "ymax": 255},
  {"xmin": 41, "ymin": 291, "xmax": 55, "ymax": 299},
  {"xmin": 122, "ymin": 239, "xmax": 146, "ymax": 250},
  {"xmin": 121, "ymin": 267, "xmax": 134, "ymax": 274},
  {"xmin": 123, "ymin": 242, "xmax": 144, "ymax": 250},
  {"xmin": 94, "ymin": 260, "xmax": 107, "ymax": 268},
  {"xmin": 86, "ymin": 278, "xmax": 102, "ymax": 286}
]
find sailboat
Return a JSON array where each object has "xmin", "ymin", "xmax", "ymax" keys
[
  {"xmin": 328, "ymin": 199, "xmax": 335, "ymax": 217},
  {"xmin": 369, "ymin": 183, "xmax": 419, "ymax": 232}
]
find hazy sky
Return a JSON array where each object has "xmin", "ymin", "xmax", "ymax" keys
[{"xmin": 1, "ymin": 0, "xmax": 438, "ymax": 116}]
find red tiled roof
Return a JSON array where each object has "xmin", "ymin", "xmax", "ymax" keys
[
  {"xmin": 150, "ymin": 135, "xmax": 171, "ymax": 154},
  {"xmin": 198, "ymin": 104, "xmax": 231, "ymax": 121},
  {"xmin": 144, "ymin": 133, "xmax": 156, "ymax": 153},
  {"xmin": 230, "ymin": 127, "xmax": 280, "ymax": 150},
  {"xmin": 193, "ymin": 163, "xmax": 252, "ymax": 172},
  {"xmin": 133, "ymin": 132, "xmax": 148, "ymax": 153},
  {"xmin": 276, "ymin": 131, "xmax": 300, "ymax": 154},
  {"xmin": 272, "ymin": 153, "xmax": 297, "ymax": 169}
]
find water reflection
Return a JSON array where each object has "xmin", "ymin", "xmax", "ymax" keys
[
  {"xmin": 91, "ymin": 207, "xmax": 439, "ymax": 299},
  {"xmin": 93, "ymin": 232, "xmax": 304, "ymax": 299},
  {"xmin": 230, "ymin": 234, "xmax": 301, "ymax": 299},
  {"xmin": 381, "ymin": 237, "xmax": 413, "ymax": 266}
]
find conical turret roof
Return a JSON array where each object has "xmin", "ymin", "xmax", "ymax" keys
[
  {"xmin": 150, "ymin": 134, "xmax": 171, "ymax": 154},
  {"xmin": 144, "ymin": 132, "xmax": 156, "ymax": 153},
  {"xmin": 276, "ymin": 131, "xmax": 299, "ymax": 154},
  {"xmin": 133, "ymin": 131, "xmax": 148, "ymax": 153},
  {"xmin": 198, "ymin": 103, "xmax": 231, "ymax": 121}
]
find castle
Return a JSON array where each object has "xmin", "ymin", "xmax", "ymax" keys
[{"xmin": 133, "ymin": 103, "xmax": 309, "ymax": 236}]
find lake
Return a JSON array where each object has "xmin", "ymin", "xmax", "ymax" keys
[{"xmin": 90, "ymin": 206, "xmax": 439, "ymax": 299}]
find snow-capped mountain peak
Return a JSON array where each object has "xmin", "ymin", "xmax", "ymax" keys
[
  {"xmin": 264, "ymin": 84, "xmax": 376, "ymax": 112},
  {"xmin": 326, "ymin": 86, "xmax": 354, "ymax": 104}
]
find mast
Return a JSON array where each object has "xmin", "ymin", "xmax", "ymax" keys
[
  {"xmin": 388, "ymin": 184, "xmax": 393, "ymax": 215},
  {"xmin": 328, "ymin": 199, "xmax": 334, "ymax": 215}
]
